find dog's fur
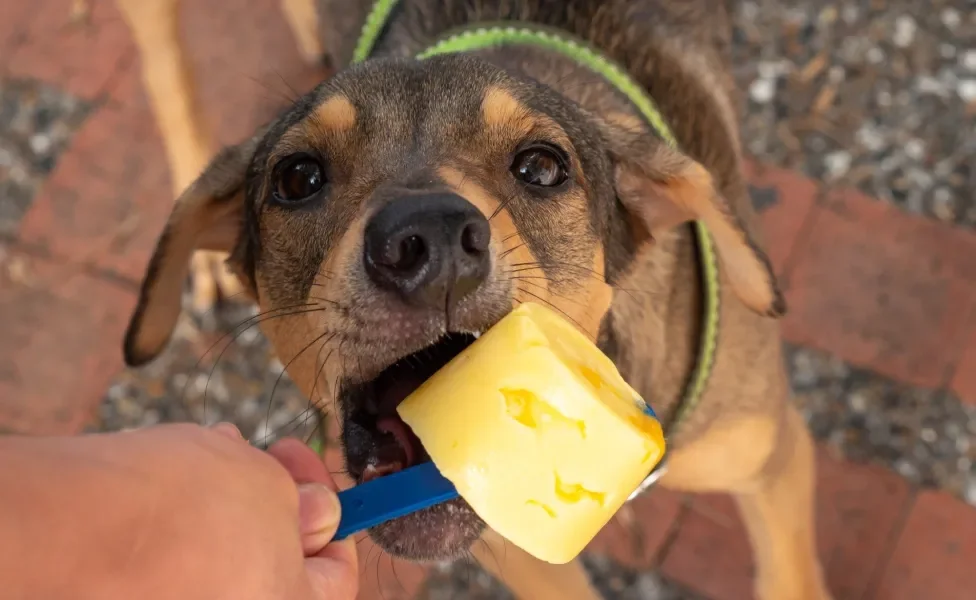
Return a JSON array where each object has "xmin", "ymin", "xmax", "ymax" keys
[{"xmin": 115, "ymin": 0, "xmax": 832, "ymax": 598}]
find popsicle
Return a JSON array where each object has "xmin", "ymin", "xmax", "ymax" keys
[{"xmin": 334, "ymin": 302, "xmax": 666, "ymax": 564}]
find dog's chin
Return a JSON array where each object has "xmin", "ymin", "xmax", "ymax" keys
[
  {"xmin": 339, "ymin": 329, "xmax": 494, "ymax": 561},
  {"xmin": 369, "ymin": 500, "xmax": 486, "ymax": 561}
]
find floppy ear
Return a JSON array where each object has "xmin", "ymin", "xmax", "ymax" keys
[
  {"xmin": 611, "ymin": 136, "xmax": 785, "ymax": 318},
  {"xmin": 123, "ymin": 134, "xmax": 264, "ymax": 367}
]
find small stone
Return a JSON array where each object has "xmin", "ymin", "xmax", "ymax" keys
[
  {"xmin": 895, "ymin": 459, "xmax": 920, "ymax": 482},
  {"xmin": 932, "ymin": 188, "xmax": 956, "ymax": 221},
  {"xmin": 740, "ymin": 1, "xmax": 758, "ymax": 21},
  {"xmin": 965, "ymin": 479, "xmax": 976, "ymax": 506},
  {"xmin": 824, "ymin": 150, "xmax": 852, "ymax": 179},
  {"xmin": 856, "ymin": 124, "xmax": 886, "ymax": 152},
  {"xmin": 28, "ymin": 134, "xmax": 50, "ymax": 154},
  {"xmin": 749, "ymin": 78, "xmax": 775, "ymax": 104},
  {"xmin": 916, "ymin": 76, "xmax": 948, "ymax": 98},
  {"xmin": 827, "ymin": 65, "xmax": 845, "ymax": 84},
  {"xmin": 850, "ymin": 392, "xmax": 868, "ymax": 413},
  {"xmin": 941, "ymin": 8, "xmax": 961, "ymax": 30},
  {"xmin": 941, "ymin": 44, "xmax": 957, "ymax": 60},
  {"xmin": 958, "ymin": 80, "xmax": 976, "ymax": 102},
  {"xmin": 841, "ymin": 5, "xmax": 859, "ymax": 24},
  {"xmin": 893, "ymin": 16, "xmax": 917, "ymax": 49},
  {"xmin": 867, "ymin": 47, "xmax": 885, "ymax": 64},
  {"xmin": 921, "ymin": 428, "xmax": 938, "ymax": 444},
  {"xmin": 960, "ymin": 50, "xmax": 976, "ymax": 71},
  {"xmin": 904, "ymin": 139, "xmax": 926, "ymax": 161}
]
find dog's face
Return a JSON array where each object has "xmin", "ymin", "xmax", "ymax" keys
[{"xmin": 124, "ymin": 55, "xmax": 781, "ymax": 562}]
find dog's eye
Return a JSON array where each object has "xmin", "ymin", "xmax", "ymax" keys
[
  {"xmin": 274, "ymin": 155, "xmax": 325, "ymax": 203},
  {"xmin": 510, "ymin": 147, "xmax": 568, "ymax": 187}
]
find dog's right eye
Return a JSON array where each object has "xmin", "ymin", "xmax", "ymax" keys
[{"xmin": 274, "ymin": 155, "xmax": 325, "ymax": 203}]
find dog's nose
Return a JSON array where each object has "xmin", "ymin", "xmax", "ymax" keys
[{"xmin": 364, "ymin": 193, "xmax": 491, "ymax": 308}]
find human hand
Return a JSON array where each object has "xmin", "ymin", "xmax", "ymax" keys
[{"xmin": 3, "ymin": 422, "xmax": 357, "ymax": 600}]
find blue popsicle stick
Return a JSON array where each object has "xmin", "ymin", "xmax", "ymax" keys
[{"xmin": 334, "ymin": 461, "xmax": 460, "ymax": 540}]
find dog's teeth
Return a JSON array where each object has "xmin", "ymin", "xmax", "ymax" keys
[{"xmin": 472, "ymin": 331, "xmax": 481, "ymax": 339}]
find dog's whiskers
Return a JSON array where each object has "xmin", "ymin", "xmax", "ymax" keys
[
  {"xmin": 264, "ymin": 330, "xmax": 339, "ymax": 442},
  {"xmin": 191, "ymin": 303, "xmax": 329, "ymax": 422}
]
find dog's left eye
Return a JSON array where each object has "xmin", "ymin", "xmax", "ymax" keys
[
  {"xmin": 510, "ymin": 146, "xmax": 568, "ymax": 187},
  {"xmin": 274, "ymin": 155, "xmax": 325, "ymax": 203}
]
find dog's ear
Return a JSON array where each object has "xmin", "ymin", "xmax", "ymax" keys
[
  {"xmin": 123, "ymin": 133, "xmax": 264, "ymax": 367},
  {"xmin": 608, "ymin": 128, "xmax": 784, "ymax": 318}
]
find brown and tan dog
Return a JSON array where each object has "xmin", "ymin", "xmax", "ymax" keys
[{"xmin": 115, "ymin": 0, "xmax": 832, "ymax": 598}]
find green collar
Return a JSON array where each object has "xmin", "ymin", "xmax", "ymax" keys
[{"xmin": 350, "ymin": 0, "xmax": 720, "ymax": 435}]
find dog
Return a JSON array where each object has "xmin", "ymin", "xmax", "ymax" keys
[{"xmin": 117, "ymin": 0, "xmax": 833, "ymax": 598}]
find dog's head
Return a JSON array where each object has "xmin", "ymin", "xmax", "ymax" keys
[{"xmin": 124, "ymin": 55, "xmax": 781, "ymax": 561}]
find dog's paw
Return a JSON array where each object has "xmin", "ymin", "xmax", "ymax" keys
[{"xmin": 189, "ymin": 250, "xmax": 244, "ymax": 315}]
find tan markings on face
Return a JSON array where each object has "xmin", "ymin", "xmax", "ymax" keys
[
  {"xmin": 567, "ymin": 244, "xmax": 612, "ymax": 341},
  {"xmin": 481, "ymin": 86, "xmax": 574, "ymax": 151},
  {"xmin": 482, "ymin": 86, "xmax": 534, "ymax": 137},
  {"xmin": 271, "ymin": 94, "xmax": 357, "ymax": 163},
  {"xmin": 257, "ymin": 213, "xmax": 368, "ymax": 413}
]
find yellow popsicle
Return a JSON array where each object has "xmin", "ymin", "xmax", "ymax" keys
[{"xmin": 397, "ymin": 302, "xmax": 666, "ymax": 564}]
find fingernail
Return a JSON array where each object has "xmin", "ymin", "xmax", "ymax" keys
[
  {"xmin": 298, "ymin": 483, "xmax": 341, "ymax": 535},
  {"xmin": 210, "ymin": 422, "xmax": 243, "ymax": 439}
]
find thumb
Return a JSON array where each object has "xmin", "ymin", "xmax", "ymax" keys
[
  {"xmin": 297, "ymin": 483, "xmax": 342, "ymax": 555},
  {"xmin": 303, "ymin": 538, "xmax": 359, "ymax": 600}
]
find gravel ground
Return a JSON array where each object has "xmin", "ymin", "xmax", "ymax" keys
[
  {"xmin": 732, "ymin": 0, "xmax": 976, "ymax": 226},
  {"xmin": 2, "ymin": 0, "xmax": 974, "ymax": 597},
  {"xmin": 0, "ymin": 79, "xmax": 90, "ymax": 237},
  {"xmin": 419, "ymin": 555, "xmax": 704, "ymax": 600},
  {"xmin": 93, "ymin": 301, "xmax": 327, "ymax": 449},
  {"xmin": 788, "ymin": 344, "xmax": 976, "ymax": 504}
]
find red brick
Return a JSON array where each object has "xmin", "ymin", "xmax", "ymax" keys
[
  {"xmin": 660, "ymin": 493, "xmax": 753, "ymax": 600},
  {"xmin": 743, "ymin": 160, "xmax": 819, "ymax": 275},
  {"xmin": 950, "ymin": 311, "xmax": 976, "ymax": 406},
  {"xmin": 782, "ymin": 188, "xmax": 976, "ymax": 388},
  {"xmin": 15, "ymin": 0, "xmax": 331, "ymax": 279},
  {"xmin": 586, "ymin": 488, "xmax": 686, "ymax": 569},
  {"xmin": 0, "ymin": 249, "xmax": 135, "ymax": 435},
  {"xmin": 6, "ymin": 0, "xmax": 133, "ymax": 100},
  {"xmin": 0, "ymin": 0, "xmax": 35, "ymax": 65},
  {"xmin": 814, "ymin": 447, "xmax": 913, "ymax": 599},
  {"xmin": 661, "ymin": 448, "xmax": 914, "ymax": 600},
  {"xmin": 17, "ymin": 97, "xmax": 174, "ymax": 282},
  {"xmin": 871, "ymin": 491, "xmax": 976, "ymax": 600},
  {"xmin": 178, "ymin": 0, "xmax": 328, "ymax": 146}
]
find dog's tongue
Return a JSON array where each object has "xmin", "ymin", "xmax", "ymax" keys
[
  {"xmin": 364, "ymin": 370, "xmax": 430, "ymax": 482},
  {"xmin": 376, "ymin": 416, "xmax": 420, "ymax": 466}
]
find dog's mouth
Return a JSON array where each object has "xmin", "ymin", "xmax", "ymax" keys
[
  {"xmin": 339, "ymin": 330, "xmax": 488, "ymax": 560},
  {"xmin": 343, "ymin": 331, "xmax": 479, "ymax": 481}
]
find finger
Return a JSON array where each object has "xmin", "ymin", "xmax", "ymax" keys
[
  {"xmin": 210, "ymin": 422, "xmax": 244, "ymax": 441},
  {"xmin": 267, "ymin": 438, "xmax": 337, "ymax": 489},
  {"xmin": 297, "ymin": 483, "xmax": 342, "ymax": 554},
  {"xmin": 303, "ymin": 539, "xmax": 359, "ymax": 600}
]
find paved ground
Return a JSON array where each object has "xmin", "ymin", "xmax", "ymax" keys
[{"xmin": 1, "ymin": 0, "xmax": 975, "ymax": 598}]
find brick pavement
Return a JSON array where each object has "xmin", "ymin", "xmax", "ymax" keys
[{"xmin": 3, "ymin": 1, "xmax": 976, "ymax": 598}]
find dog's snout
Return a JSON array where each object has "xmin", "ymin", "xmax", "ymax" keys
[{"xmin": 364, "ymin": 193, "xmax": 490, "ymax": 308}]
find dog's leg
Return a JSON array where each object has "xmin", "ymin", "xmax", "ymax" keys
[
  {"xmin": 732, "ymin": 404, "xmax": 832, "ymax": 600},
  {"xmin": 470, "ymin": 529, "xmax": 603, "ymax": 600},
  {"xmin": 116, "ymin": 0, "xmax": 242, "ymax": 312},
  {"xmin": 281, "ymin": 0, "xmax": 324, "ymax": 65}
]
